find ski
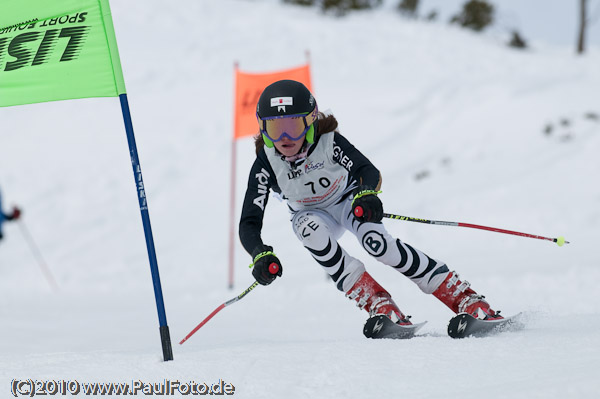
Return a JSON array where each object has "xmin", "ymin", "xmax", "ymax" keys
[
  {"xmin": 363, "ymin": 315, "xmax": 427, "ymax": 339},
  {"xmin": 447, "ymin": 312, "xmax": 524, "ymax": 339}
]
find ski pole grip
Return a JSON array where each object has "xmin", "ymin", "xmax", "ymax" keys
[
  {"xmin": 354, "ymin": 206, "xmax": 364, "ymax": 218},
  {"xmin": 269, "ymin": 263, "xmax": 280, "ymax": 274}
]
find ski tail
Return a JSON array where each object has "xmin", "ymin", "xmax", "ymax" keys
[{"xmin": 363, "ymin": 315, "xmax": 426, "ymax": 339}]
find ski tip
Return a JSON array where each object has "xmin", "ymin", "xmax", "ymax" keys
[
  {"xmin": 448, "ymin": 312, "xmax": 525, "ymax": 339},
  {"xmin": 412, "ymin": 320, "xmax": 428, "ymax": 333}
]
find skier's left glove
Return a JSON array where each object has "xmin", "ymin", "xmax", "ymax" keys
[
  {"xmin": 352, "ymin": 186, "xmax": 383, "ymax": 223},
  {"xmin": 250, "ymin": 245, "xmax": 282, "ymax": 286}
]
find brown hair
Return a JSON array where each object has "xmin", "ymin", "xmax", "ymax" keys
[{"xmin": 254, "ymin": 113, "xmax": 339, "ymax": 155}]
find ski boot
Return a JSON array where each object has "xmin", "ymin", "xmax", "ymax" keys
[
  {"xmin": 433, "ymin": 271, "xmax": 503, "ymax": 320},
  {"xmin": 346, "ymin": 271, "xmax": 412, "ymax": 325}
]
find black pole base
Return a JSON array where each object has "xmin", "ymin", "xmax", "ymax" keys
[{"xmin": 160, "ymin": 325, "xmax": 174, "ymax": 361}]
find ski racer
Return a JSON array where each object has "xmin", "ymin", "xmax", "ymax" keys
[{"xmin": 238, "ymin": 80, "xmax": 503, "ymax": 337}]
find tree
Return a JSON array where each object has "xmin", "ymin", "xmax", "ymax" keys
[
  {"xmin": 398, "ymin": 0, "xmax": 419, "ymax": 17},
  {"xmin": 283, "ymin": 0, "xmax": 316, "ymax": 6},
  {"xmin": 508, "ymin": 30, "xmax": 527, "ymax": 49},
  {"xmin": 450, "ymin": 0, "xmax": 494, "ymax": 32},
  {"xmin": 577, "ymin": 0, "xmax": 587, "ymax": 54},
  {"xmin": 283, "ymin": 0, "xmax": 383, "ymax": 15},
  {"xmin": 322, "ymin": 0, "xmax": 383, "ymax": 15}
]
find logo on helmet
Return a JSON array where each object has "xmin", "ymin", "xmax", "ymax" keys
[{"xmin": 270, "ymin": 97, "xmax": 293, "ymax": 113}]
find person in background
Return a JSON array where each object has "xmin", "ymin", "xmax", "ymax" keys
[
  {"xmin": 0, "ymin": 189, "xmax": 21, "ymax": 241},
  {"xmin": 238, "ymin": 80, "xmax": 503, "ymax": 338}
]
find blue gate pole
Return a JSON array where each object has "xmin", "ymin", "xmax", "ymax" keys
[{"xmin": 119, "ymin": 93, "xmax": 173, "ymax": 361}]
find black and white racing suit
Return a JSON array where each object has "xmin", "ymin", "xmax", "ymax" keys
[{"xmin": 239, "ymin": 130, "xmax": 449, "ymax": 294}]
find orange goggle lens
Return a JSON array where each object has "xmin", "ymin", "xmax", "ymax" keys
[{"xmin": 257, "ymin": 108, "xmax": 318, "ymax": 143}]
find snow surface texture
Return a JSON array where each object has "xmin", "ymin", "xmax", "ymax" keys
[{"xmin": 1, "ymin": 1, "xmax": 599, "ymax": 398}]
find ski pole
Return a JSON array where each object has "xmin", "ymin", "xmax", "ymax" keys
[
  {"xmin": 353, "ymin": 207, "xmax": 569, "ymax": 246},
  {"xmin": 179, "ymin": 263, "xmax": 279, "ymax": 345},
  {"xmin": 17, "ymin": 220, "xmax": 60, "ymax": 291}
]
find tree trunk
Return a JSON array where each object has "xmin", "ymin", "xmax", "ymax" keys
[{"xmin": 577, "ymin": 0, "xmax": 587, "ymax": 54}]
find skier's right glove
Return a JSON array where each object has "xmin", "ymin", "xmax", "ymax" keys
[{"xmin": 250, "ymin": 244, "xmax": 282, "ymax": 286}]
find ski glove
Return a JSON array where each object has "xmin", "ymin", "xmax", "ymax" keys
[
  {"xmin": 352, "ymin": 186, "xmax": 383, "ymax": 223},
  {"xmin": 9, "ymin": 207, "xmax": 21, "ymax": 221},
  {"xmin": 251, "ymin": 245, "xmax": 282, "ymax": 286}
]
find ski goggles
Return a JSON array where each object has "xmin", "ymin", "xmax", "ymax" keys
[{"xmin": 257, "ymin": 107, "xmax": 318, "ymax": 143}]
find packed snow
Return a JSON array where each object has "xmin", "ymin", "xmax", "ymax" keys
[{"xmin": 1, "ymin": 0, "xmax": 599, "ymax": 398}]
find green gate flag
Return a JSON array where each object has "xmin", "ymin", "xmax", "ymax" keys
[{"xmin": 0, "ymin": 0, "xmax": 126, "ymax": 107}]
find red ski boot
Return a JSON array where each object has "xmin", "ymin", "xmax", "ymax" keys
[
  {"xmin": 433, "ymin": 271, "xmax": 503, "ymax": 320},
  {"xmin": 345, "ymin": 271, "xmax": 412, "ymax": 325}
]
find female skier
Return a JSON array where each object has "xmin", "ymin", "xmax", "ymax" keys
[{"xmin": 239, "ymin": 80, "xmax": 502, "ymax": 337}]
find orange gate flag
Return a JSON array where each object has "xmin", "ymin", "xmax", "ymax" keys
[{"xmin": 233, "ymin": 63, "xmax": 312, "ymax": 140}]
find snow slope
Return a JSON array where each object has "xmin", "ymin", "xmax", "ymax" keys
[{"xmin": 1, "ymin": 1, "xmax": 599, "ymax": 398}]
